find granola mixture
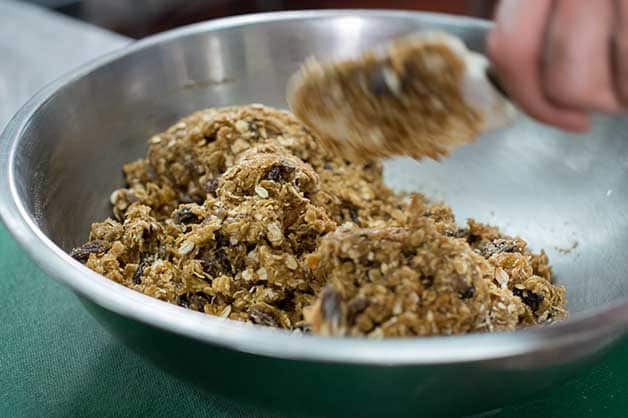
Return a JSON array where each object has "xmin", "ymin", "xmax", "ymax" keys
[
  {"xmin": 287, "ymin": 32, "xmax": 514, "ymax": 162},
  {"xmin": 71, "ymin": 104, "xmax": 567, "ymax": 337}
]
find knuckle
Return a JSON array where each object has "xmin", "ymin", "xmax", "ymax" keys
[
  {"xmin": 543, "ymin": 76, "xmax": 586, "ymax": 108},
  {"xmin": 542, "ymin": 58, "xmax": 598, "ymax": 108},
  {"xmin": 542, "ymin": 68, "xmax": 576, "ymax": 103}
]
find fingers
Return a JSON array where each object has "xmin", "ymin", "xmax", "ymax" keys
[
  {"xmin": 614, "ymin": 0, "xmax": 628, "ymax": 105},
  {"xmin": 488, "ymin": 0, "xmax": 590, "ymax": 132},
  {"xmin": 542, "ymin": 0, "xmax": 620, "ymax": 112}
]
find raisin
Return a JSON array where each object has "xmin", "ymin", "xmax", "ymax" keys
[
  {"xmin": 214, "ymin": 232, "xmax": 230, "ymax": 248},
  {"xmin": 203, "ymin": 132, "xmax": 217, "ymax": 143},
  {"xmin": 133, "ymin": 258, "xmax": 150, "ymax": 284},
  {"xmin": 205, "ymin": 178, "xmax": 219, "ymax": 194},
  {"xmin": 200, "ymin": 258, "xmax": 219, "ymax": 277},
  {"xmin": 421, "ymin": 275, "xmax": 434, "ymax": 288},
  {"xmin": 200, "ymin": 234, "xmax": 233, "ymax": 277},
  {"xmin": 347, "ymin": 297, "xmax": 368, "ymax": 323},
  {"xmin": 321, "ymin": 286, "xmax": 343, "ymax": 326},
  {"xmin": 189, "ymin": 292, "xmax": 212, "ymax": 311},
  {"xmin": 459, "ymin": 286, "xmax": 475, "ymax": 300},
  {"xmin": 177, "ymin": 294, "xmax": 190, "ymax": 308},
  {"xmin": 69, "ymin": 240, "xmax": 111, "ymax": 262},
  {"xmin": 276, "ymin": 295, "xmax": 296, "ymax": 313},
  {"xmin": 342, "ymin": 202, "xmax": 361, "ymax": 226},
  {"xmin": 349, "ymin": 207, "xmax": 360, "ymax": 225},
  {"xmin": 512, "ymin": 288, "xmax": 544, "ymax": 312},
  {"xmin": 467, "ymin": 234, "xmax": 482, "ymax": 245},
  {"xmin": 265, "ymin": 163, "xmax": 295, "ymax": 182},
  {"xmin": 217, "ymin": 248, "xmax": 233, "ymax": 275},
  {"xmin": 267, "ymin": 166, "xmax": 282, "ymax": 182},
  {"xmin": 176, "ymin": 207, "xmax": 199, "ymax": 224}
]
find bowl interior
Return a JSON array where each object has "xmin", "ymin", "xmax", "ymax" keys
[{"xmin": 9, "ymin": 12, "xmax": 628, "ymax": 315}]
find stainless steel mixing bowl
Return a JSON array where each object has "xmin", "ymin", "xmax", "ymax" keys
[{"xmin": 2, "ymin": 10, "xmax": 628, "ymax": 417}]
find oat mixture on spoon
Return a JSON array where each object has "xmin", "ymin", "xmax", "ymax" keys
[{"xmin": 288, "ymin": 31, "xmax": 516, "ymax": 161}]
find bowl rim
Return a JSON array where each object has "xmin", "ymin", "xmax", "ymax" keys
[{"xmin": 1, "ymin": 9, "xmax": 627, "ymax": 366}]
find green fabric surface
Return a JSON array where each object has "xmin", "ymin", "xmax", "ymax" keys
[
  {"xmin": 0, "ymin": 224, "xmax": 271, "ymax": 418},
  {"xmin": 1, "ymin": 221, "xmax": 627, "ymax": 417}
]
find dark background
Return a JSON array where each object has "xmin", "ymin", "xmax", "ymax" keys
[{"xmin": 23, "ymin": 0, "xmax": 499, "ymax": 38}]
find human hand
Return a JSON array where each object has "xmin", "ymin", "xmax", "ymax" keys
[{"xmin": 487, "ymin": 0, "xmax": 627, "ymax": 132}]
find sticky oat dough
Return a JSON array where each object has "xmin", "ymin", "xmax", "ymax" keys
[{"xmin": 71, "ymin": 104, "xmax": 566, "ymax": 337}]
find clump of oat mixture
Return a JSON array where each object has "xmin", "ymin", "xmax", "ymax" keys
[
  {"xmin": 287, "ymin": 32, "xmax": 515, "ymax": 162},
  {"xmin": 71, "ymin": 104, "xmax": 566, "ymax": 337}
]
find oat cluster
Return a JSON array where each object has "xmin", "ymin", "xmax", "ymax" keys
[{"xmin": 71, "ymin": 105, "xmax": 566, "ymax": 337}]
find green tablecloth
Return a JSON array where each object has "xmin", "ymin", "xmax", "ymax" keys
[{"xmin": 1, "ymin": 223, "xmax": 628, "ymax": 417}]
